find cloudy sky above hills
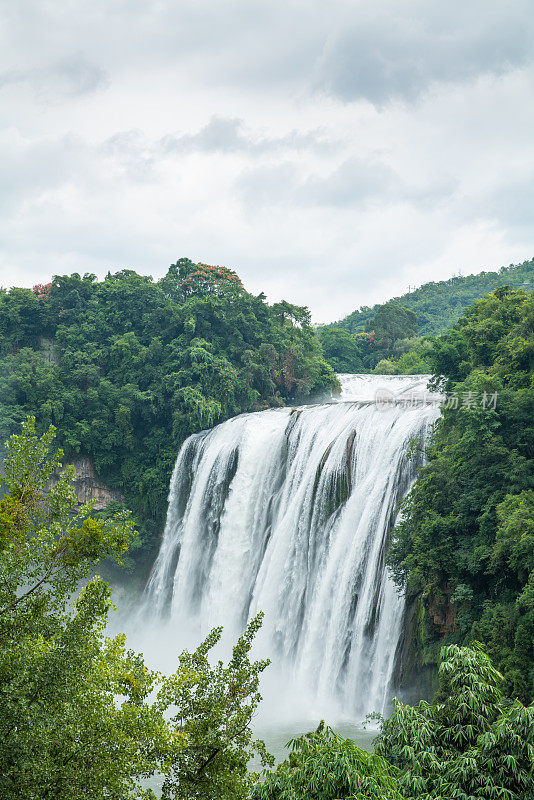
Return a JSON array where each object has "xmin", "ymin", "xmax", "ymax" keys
[{"xmin": 1, "ymin": 0, "xmax": 533, "ymax": 321}]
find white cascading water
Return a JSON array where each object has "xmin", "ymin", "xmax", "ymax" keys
[{"xmin": 142, "ymin": 374, "xmax": 441, "ymax": 719}]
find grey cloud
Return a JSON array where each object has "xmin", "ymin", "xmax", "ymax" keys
[
  {"xmin": 101, "ymin": 131, "xmax": 157, "ymax": 180},
  {"xmin": 98, "ymin": 119, "xmax": 331, "ymax": 184},
  {"xmin": 0, "ymin": 55, "xmax": 108, "ymax": 100},
  {"xmin": 161, "ymin": 118, "xmax": 244, "ymax": 153},
  {"xmin": 139, "ymin": 1, "xmax": 533, "ymax": 106},
  {"xmin": 108, "ymin": 0, "xmax": 533, "ymax": 107},
  {"xmin": 315, "ymin": 1, "xmax": 533, "ymax": 104},
  {"xmin": 484, "ymin": 175, "xmax": 534, "ymax": 230},
  {"xmin": 0, "ymin": 134, "xmax": 85, "ymax": 214},
  {"xmin": 160, "ymin": 117, "xmax": 332, "ymax": 155},
  {"xmin": 236, "ymin": 156, "xmax": 401, "ymax": 211},
  {"xmin": 2, "ymin": 1, "xmax": 532, "ymax": 109},
  {"xmin": 403, "ymin": 177, "xmax": 459, "ymax": 212},
  {"xmin": 1, "ymin": 0, "xmax": 534, "ymax": 320},
  {"xmin": 48, "ymin": 55, "xmax": 109, "ymax": 97},
  {"xmin": 236, "ymin": 154, "xmax": 463, "ymax": 216}
]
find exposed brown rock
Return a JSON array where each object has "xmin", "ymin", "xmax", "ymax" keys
[
  {"xmin": 51, "ymin": 457, "xmax": 124, "ymax": 511},
  {"xmin": 425, "ymin": 583, "xmax": 457, "ymax": 633}
]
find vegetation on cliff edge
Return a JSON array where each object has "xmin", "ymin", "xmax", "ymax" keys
[
  {"xmin": 0, "ymin": 260, "xmax": 338, "ymax": 566},
  {"xmin": 388, "ymin": 286, "xmax": 534, "ymax": 703}
]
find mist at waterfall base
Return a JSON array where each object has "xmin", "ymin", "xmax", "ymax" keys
[{"xmin": 116, "ymin": 374, "xmax": 440, "ymax": 748}]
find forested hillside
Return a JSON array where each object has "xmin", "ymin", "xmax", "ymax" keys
[
  {"xmin": 0, "ymin": 259, "xmax": 337, "ymax": 565},
  {"xmin": 318, "ymin": 258, "xmax": 533, "ymax": 372},
  {"xmin": 328, "ymin": 258, "xmax": 533, "ymax": 336},
  {"xmin": 389, "ymin": 286, "xmax": 534, "ymax": 703}
]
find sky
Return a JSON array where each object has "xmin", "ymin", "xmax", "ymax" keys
[{"xmin": 1, "ymin": 0, "xmax": 533, "ymax": 323}]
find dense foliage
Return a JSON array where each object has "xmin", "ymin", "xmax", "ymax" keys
[
  {"xmin": 326, "ymin": 258, "xmax": 533, "ymax": 337},
  {"xmin": 314, "ymin": 327, "xmax": 365, "ymax": 373},
  {"xmin": 252, "ymin": 644, "xmax": 534, "ymax": 800},
  {"xmin": 319, "ymin": 258, "xmax": 533, "ymax": 372},
  {"xmin": 376, "ymin": 643, "xmax": 534, "ymax": 799},
  {"xmin": 157, "ymin": 614, "xmax": 273, "ymax": 800},
  {"xmin": 0, "ymin": 418, "xmax": 272, "ymax": 799},
  {"xmin": 0, "ymin": 260, "xmax": 337, "ymax": 564},
  {"xmin": 251, "ymin": 722, "xmax": 403, "ymax": 800},
  {"xmin": 0, "ymin": 418, "xmax": 163, "ymax": 799},
  {"xmin": 318, "ymin": 303, "xmax": 418, "ymax": 372},
  {"xmin": 388, "ymin": 286, "xmax": 534, "ymax": 702}
]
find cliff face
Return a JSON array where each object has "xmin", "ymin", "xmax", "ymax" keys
[
  {"xmin": 58, "ymin": 457, "xmax": 125, "ymax": 511},
  {"xmin": 392, "ymin": 595, "xmax": 438, "ymax": 705}
]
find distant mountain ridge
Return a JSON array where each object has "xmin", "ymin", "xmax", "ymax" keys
[{"xmin": 324, "ymin": 258, "xmax": 533, "ymax": 336}]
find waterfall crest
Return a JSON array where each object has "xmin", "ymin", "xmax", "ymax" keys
[{"xmin": 143, "ymin": 374, "xmax": 440, "ymax": 718}]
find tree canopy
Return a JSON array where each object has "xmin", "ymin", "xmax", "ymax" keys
[
  {"xmin": 0, "ymin": 418, "xmax": 272, "ymax": 799},
  {"xmin": 252, "ymin": 643, "xmax": 534, "ymax": 800},
  {"xmin": 0, "ymin": 262, "xmax": 338, "ymax": 566},
  {"xmin": 376, "ymin": 643, "xmax": 534, "ymax": 800},
  {"xmin": 388, "ymin": 286, "xmax": 534, "ymax": 702}
]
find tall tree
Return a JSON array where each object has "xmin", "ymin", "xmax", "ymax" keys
[{"xmin": 388, "ymin": 287, "xmax": 534, "ymax": 701}]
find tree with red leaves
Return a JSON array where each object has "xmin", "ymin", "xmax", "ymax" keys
[
  {"xmin": 31, "ymin": 283, "xmax": 52, "ymax": 301},
  {"xmin": 181, "ymin": 263, "xmax": 243, "ymax": 298}
]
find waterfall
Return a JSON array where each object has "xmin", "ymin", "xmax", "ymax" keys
[{"xmin": 142, "ymin": 374, "xmax": 441, "ymax": 718}]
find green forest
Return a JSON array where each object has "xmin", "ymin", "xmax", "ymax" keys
[
  {"xmin": 389, "ymin": 286, "xmax": 534, "ymax": 704},
  {"xmin": 318, "ymin": 258, "xmax": 533, "ymax": 372},
  {"xmin": 0, "ymin": 260, "xmax": 337, "ymax": 566},
  {"xmin": 325, "ymin": 258, "xmax": 533, "ymax": 336},
  {"xmin": 0, "ymin": 261, "xmax": 533, "ymax": 799}
]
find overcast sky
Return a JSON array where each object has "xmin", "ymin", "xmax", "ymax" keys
[{"xmin": 1, "ymin": 0, "xmax": 533, "ymax": 322}]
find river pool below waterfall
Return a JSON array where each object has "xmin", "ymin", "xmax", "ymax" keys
[{"xmin": 141, "ymin": 722, "xmax": 377, "ymax": 796}]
